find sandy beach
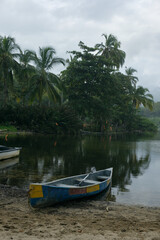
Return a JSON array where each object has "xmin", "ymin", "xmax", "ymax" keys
[{"xmin": 0, "ymin": 185, "xmax": 160, "ymax": 240}]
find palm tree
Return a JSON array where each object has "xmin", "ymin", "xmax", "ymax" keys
[
  {"xmin": 124, "ymin": 67, "xmax": 153, "ymax": 110},
  {"xmin": 95, "ymin": 34, "xmax": 126, "ymax": 69},
  {"xmin": 125, "ymin": 67, "xmax": 154, "ymax": 110},
  {"xmin": 131, "ymin": 86, "xmax": 154, "ymax": 110},
  {"xmin": 15, "ymin": 49, "xmax": 36, "ymax": 105},
  {"xmin": 30, "ymin": 46, "xmax": 65, "ymax": 105},
  {"xmin": 0, "ymin": 36, "xmax": 20, "ymax": 105},
  {"xmin": 125, "ymin": 67, "xmax": 138, "ymax": 87}
]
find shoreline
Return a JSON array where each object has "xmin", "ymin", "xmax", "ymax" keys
[
  {"xmin": 0, "ymin": 129, "xmax": 157, "ymax": 136},
  {"xmin": 0, "ymin": 185, "xmax": 160, "ymax": 240}
]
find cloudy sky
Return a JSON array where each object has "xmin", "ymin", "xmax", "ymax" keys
[{"xmin": 0, "ymin": 0, "xmax": 160, "ymax": 99}]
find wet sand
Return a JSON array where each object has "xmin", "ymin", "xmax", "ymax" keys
[{"xmin": 0, "ymin": 185, "xmax": 160, "ymax": 240}]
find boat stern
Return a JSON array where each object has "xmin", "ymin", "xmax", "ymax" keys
[{"xmin": 28, "ymin": 184, "xmax": 44, "ymax": 208}]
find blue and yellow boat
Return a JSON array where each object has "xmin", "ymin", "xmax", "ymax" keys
[{"xmin": 28, "ymin": 167, "xmax": 113, "ymax": 208}]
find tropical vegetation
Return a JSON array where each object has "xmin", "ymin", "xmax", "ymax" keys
[
  {"xmin": 0, "ymin": 34, "xmax": 157, "ymax": 134},
  {"xmin": 140, "ymin": 102, "xmax": 160, "ymax": 130}
]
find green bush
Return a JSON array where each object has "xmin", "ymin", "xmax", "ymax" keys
[
  {"xmin": 130, "ymin": 116, "xmax": 158, "ymax": 133},
  {"xmin": 0, "ymin": 125, "xmax": 17, "ymax": 132},
  {"xmin": 0, "ymin": 104, "xmax": 82, "ymax": 134}
]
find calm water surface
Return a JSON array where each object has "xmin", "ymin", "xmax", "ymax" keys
[{"xmin": 0, "ymin": 133, "xmax": 160, "ymax": 207}]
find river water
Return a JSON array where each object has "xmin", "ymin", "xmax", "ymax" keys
[{"xmin": 0, "ymin": 133, "xmax": 160, "ymax": 207}]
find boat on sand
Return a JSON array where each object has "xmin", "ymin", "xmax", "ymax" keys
[{"xmin": 28, "ymin": 167, "xmax": 113, "ymax": 208}]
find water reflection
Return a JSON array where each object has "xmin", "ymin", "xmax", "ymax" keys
[
  {"xmin": 0, "ymin": 157, "xmax": 19, "ymax": 170},
  {"xmin": 0, "ymin": 134, "xmax": 151, "ymax": 191}
]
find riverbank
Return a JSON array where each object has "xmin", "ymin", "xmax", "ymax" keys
[{"xmin": 0, "ymin": 185, "xmax": 160, "ymax": 240}]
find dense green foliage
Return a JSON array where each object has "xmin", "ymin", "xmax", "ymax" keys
[
  {"xmin": 0, "ymin": 36, "xmax": 65, "ymax": 106},
  {"xmin": 140, "ymin": 102, "xmax": 160, "ymax": 130},
  {"xmin": 0, "ymin": 124, "xmax": 17, "ymax": 132},
  {"xmin": 140, "ymin": 102, "xmax": 160, "ymax": 117},
  {"xmin": 0, "ymin": 34, "xmax": 157, "ymax": 134},
  {"xmin": 62, "ymin": 36, "xmax": 155, "ymax": 132},
  {"xmin": 0, "ymin": 104, "xmax": 81, "ymax": 134}
]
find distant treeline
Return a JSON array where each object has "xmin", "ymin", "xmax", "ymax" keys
[
  {"xmin": 140, "ymin": 102, "xmax": 160, "ymax": 117},
  {"xmin": 140, "ymin": 102, "xmax": 160, "ymax": 130},
  {"xmin": 0, "ymin": 34, "xmax": 157, "ymax": 133}
]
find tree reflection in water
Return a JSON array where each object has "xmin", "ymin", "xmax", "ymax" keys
[{"xmin": 0, "ymin": 134, "xmax": 151, "ymax": 193}]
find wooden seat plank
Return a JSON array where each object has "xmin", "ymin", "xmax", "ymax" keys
[{"xmin": 97, "ymin": 176, "xmax": 108, "ymax": 181}]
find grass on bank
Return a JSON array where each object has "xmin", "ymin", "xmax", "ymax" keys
[{"xmin": 0, "ymin": 125, "xmax": 17, "ymax": 132}]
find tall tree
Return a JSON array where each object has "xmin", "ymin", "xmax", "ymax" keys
[
  {"xmin": 125, "ymin": 67, "xmax": 138, "ymax": 87},
  {"xmin": 0, "ymin": 36, "xmax": 20, "ymax": 105},
  {"xmin": 131, "ymin": 86, "xmax": 154, "ymax": 110},
  {"xmin": 63, "ymin": 41, "xmax": 115, "ymax": 131},
  {"xmin": 95, "ymin": 34, "xmax": 126, "ymax": 69},
  {"xmin": 30, "ymin": 47, "xmax": 65, "ymax": 105},
  {"xmin": 125, "ymin": 67, "xmax": 154, "ymax": 110},
  {"xmin": 15, "ymin": 49, "xmax": 36, "ymax": 105}
]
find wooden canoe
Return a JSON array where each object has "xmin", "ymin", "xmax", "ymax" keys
[
  {"xmin": 0, "ymin": 145, "xmax": 21, "ymax": 161},
  {"xmin": 28, "ymin": 167, "xmax": 113, "ymax": 208}
]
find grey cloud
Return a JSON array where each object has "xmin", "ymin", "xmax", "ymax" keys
[{"xmin": 0, "ymin": 0, "xmax": 160, "ymax": 99}]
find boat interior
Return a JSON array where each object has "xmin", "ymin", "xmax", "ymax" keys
[
  {"xmin": 46, "ymin": 169, "xmax": 111, "ymax": 188},
  {"xmin": 0, "ymin": 145, "xmax": 17, "ymax": 153},
  {"xmin": 0, "ymin": 145, "xmax": 10, "ymax": 152}
]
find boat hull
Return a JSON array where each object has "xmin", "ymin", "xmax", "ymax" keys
[
  {"xmin": 0, "ymin": 149, "xmax": 20, "ymax": 160},
  {"xmin": 29, "ymin": 168, "xmax": 113, "ymax": 208},
  {"xmin": 0, "ymin": 145, "xmax": 21, "ymax": 161}
]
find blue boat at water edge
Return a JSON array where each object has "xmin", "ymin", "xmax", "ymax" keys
[{"xmin": 28, "ymin": 168, "xmax": 113, "ymax": 208}]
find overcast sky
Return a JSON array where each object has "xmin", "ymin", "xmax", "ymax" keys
[{"xmin": 0, "ymin": 0, "xmax": 160, "ymax": 99}]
